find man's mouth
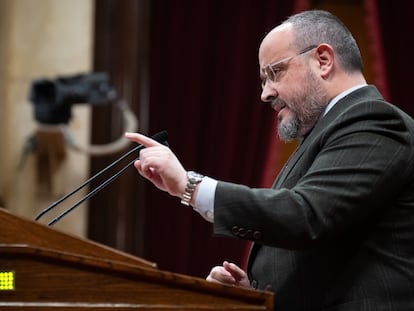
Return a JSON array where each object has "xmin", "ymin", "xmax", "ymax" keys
[{"xmin": 270, "ymin": 100, "xmax": 286, "ymax": 113}]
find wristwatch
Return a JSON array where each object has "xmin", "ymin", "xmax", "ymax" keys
[{"xmin": 181, "ymin": 171, "xmax": 204, "ymax": 206}]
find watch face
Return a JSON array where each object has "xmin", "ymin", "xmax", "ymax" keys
[{"xmin": 188, "ymin": 171, "xmax": 204, "ymax": 183}]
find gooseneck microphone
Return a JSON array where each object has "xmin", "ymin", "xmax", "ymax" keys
[{"xmin": 35, "ymin": 130, "xmax": 168, "ymax": 226}]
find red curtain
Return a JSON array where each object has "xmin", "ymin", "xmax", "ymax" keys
[
  {"xmin": 364, "ymin": 0, "xmax": 390, "ymax": 101},
  {"xmin": 364, "ymin": 0, "xmax": 414, "ymax": 117},
  {"xmin": 145, "ymin": 0, "xmax": 297, "ymax": 277}
]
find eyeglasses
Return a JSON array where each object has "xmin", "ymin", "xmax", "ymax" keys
[{"xmin": 261, "ymin": 45, "xmax": 318, "ymax": 88}]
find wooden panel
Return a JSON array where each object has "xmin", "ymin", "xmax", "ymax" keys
[
  {"xmin": 0, "ymin": 246, "xmax": 271, "ymax": 310},
  {"xmin": 89, "ymin": 0, "xmax": 150, "ymax": 256},
  {"xmin": 0, "ymin": 208, "xmax": 154, "ymax": 268},
  {"xmin": 0, "ymin": 208, "xmax": 274, "ymax": 310}
]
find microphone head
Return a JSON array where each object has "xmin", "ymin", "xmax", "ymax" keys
[{"xmin": 151, "ymin": 130, "xmax": 168, "ymax": 146}]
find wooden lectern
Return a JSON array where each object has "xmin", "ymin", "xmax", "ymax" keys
[{"xmin": 0, "ymin": 208, "xmax": 273, "ymax": 310}]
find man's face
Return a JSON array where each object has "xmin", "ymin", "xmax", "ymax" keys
[
  {"xmin": 272, "ymin": 66, "xmax": 327, "ymax": 141},
  {"xmin": 259, "ymin": 25, "xmax": 327, "ymax": 141}
]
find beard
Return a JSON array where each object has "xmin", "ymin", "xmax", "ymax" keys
[{"xmin": 276, "ymin": 69, "xmax": 327, "ymax": 141}]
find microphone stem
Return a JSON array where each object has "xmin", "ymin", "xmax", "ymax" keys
[
  {"xmin": 35, "ymin": 144, "xmax": 143, "ymax": 221},
  {"xmin": 48, "ymin": 158, "xmax": 136, "ymax": 226},
  {"xmin": 34, "ymin": 130, "xmax": 168, "ymax": 224}
]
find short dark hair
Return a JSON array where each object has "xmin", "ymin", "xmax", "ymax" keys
[{"xmin": 284, "ymin": 10, "xmax": 364, "ymax": 73}]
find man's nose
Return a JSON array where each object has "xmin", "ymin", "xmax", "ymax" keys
[{"xmin": 261, "ymin": 82, "xmax": 277, "ymax": 103}]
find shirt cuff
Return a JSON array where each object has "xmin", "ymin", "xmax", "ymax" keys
[{"xmin": 193, "ymin": 176, "xmax": 217, "ymax": 223}]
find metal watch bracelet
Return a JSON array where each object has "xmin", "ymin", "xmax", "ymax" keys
[{"xmin": 180, "ymin": 171, "xmax": 204, "ymax": 206}]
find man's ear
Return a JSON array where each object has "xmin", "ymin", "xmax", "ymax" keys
[{"xmin": 314, "ymin": 44, "xmax": 334, "ymax": 79}]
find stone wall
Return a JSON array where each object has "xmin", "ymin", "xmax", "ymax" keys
[{"xmin": 0, "ymin": 0, "xmax": 94, "ymax": 237}]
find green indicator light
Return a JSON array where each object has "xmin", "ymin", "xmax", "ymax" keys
[{"xmin": 0, "ymin": 271, "xmax": 15, "ymax": 290}]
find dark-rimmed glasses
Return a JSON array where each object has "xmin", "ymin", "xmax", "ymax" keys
[{"xmin": 261, "ymin": 45, "xmax": 318, "ymax": 88}]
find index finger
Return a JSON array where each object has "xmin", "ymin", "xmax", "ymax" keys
[
  {"xmin": 223, "ymin": 261, "xmax": 245, "ymax": 278},
  {"xmin": 125, "ymin": 132, "xmax": 164, "ymax": 147}
]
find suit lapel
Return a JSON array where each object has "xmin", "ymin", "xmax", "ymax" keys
[{"xmin": 272, "ymin": 137, "xmax": 310, "ymax": 189}]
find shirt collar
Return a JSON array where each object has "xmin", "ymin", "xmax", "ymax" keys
[{"xmin": 323, "ymin": 84, "xmax": 367, "ymax": 117}]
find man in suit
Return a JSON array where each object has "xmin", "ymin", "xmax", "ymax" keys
[{"xmin": 126, "ymin": 10, "xmax": 414, "ymax": 311}]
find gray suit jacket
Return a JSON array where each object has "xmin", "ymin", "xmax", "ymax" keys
[{"xmin": 213, "ymin": 86, "xmax": 414, "ymax": 310}]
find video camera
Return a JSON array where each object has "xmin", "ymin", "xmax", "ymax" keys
[{"xmin": 29, "ymin": 72, "xmax": 117, "ymax": 124}]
